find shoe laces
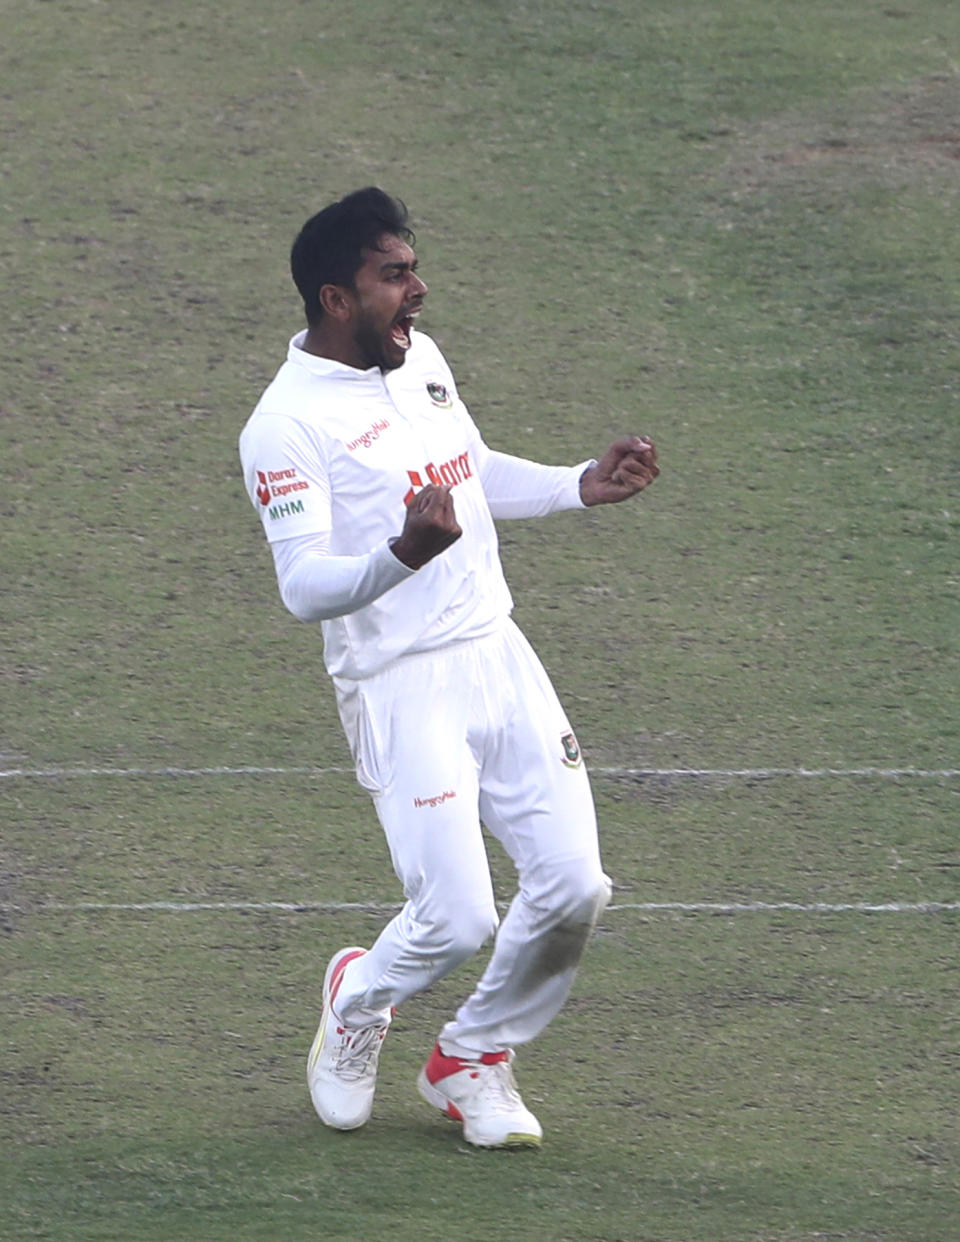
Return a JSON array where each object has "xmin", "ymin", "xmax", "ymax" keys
[
  {"xmin": 333, "ymin": 1021, "xmax": 387, "ymax": 1081},
  {"xmin": 462, "ymin": 1059, "xmax": 525, "ymax": 1114}
]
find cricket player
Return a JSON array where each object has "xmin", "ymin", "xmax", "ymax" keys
[{"xmin": 239, "ymin": 188, "xmax": 659, "ymax": 1148}]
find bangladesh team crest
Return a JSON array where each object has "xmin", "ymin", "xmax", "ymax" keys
[
  {"xmin": 561, "ymin": 731, "xmax": 582, "ymax": 768},
  {"xmin": 426, "ymin": 381, "xmax": 453, "ymax": 409}
]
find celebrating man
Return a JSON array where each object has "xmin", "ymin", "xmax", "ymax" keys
[{"xmin": 239, "ymin": 187, "xmax": 659, "ymax": 1148}]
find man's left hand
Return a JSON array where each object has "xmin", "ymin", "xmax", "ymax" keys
[{"xmin": 579, "ymin": 436, "xmax": 660, "ymax": 507}]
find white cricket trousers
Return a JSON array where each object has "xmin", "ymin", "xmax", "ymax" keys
[{"xmin": 331, "ymin": 618, "xmax": 610, "ymax": 1057}]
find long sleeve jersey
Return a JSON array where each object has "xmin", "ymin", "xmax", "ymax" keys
[{"xmin": 239, "ymin": 329, "xmax": 591, "ymax": 681}]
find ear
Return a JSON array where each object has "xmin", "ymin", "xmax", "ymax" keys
[{"xmin": 319, "ymin": 283, "xmax": 353, "ymax": 321}]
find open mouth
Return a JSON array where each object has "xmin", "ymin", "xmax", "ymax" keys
[{"xmin": 390, "ymin": 309, "xmax": 419, "ymax": 351}]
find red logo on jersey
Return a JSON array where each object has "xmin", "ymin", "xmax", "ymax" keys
[
  {"xmin": 346, "ymin": 419, "xmax": 391, "ymax": 452},
  {"xmin": 414, "ymin": 790, "xmax": 457, "ymax": 809},
  {"xmin": 257, "ymin": 468, "xmax": 310, "ymax": 505},
  {"xmin": 403, "ymin": 452, "xmax": 473, "ymax": 505}
]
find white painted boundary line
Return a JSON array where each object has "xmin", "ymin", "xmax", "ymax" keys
[
  {"xmin": 610, "ymin": 901, "xmax": 960, "ymax": 914},
  {"xmin": 9, "ymin": 899, "xmax": 958, "ymax": 915},
  {"xmin": 2, "ymin": 764, "xmax": 958, "ymax": 780},
  {"xmin": 0, "ymin": 765, "xmax": 354, "ymax": 780},
  {"xmin": 603, "ymin": 767, "xmax": 960, "ymax": 779}
]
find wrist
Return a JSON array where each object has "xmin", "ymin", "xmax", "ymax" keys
[
  {"xmin": 389, "ymin": 535, "xmax": 424, "ymax": 570},
  {"xmin": 578, "ymin": 462, "xmax": 600, "ymax": 507}
]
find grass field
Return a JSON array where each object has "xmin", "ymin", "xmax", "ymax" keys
[{"xmin": 3, "ymin": 1, "xmax": 958, "ymax": 1239}]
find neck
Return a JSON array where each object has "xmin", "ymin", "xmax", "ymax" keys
[{"xmin": 301, "ymin": 323, "xmax": 366, "ymax": 369}]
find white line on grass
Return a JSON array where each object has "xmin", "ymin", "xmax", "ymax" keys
[
  {"xmin": 12, "ymin": 899, "xmax": 959, "ymax": 915},
  {"xmin": 0, "ymin": 765, "xmax": 352, "ymax": 779},
  {"xmin": 609, "ymin": 901, "xmax": 960, "ymax": 914},
  {"xmin": 1, "ymin": 764, "xmax": 958, "ymax": 780},
  {"xmin": 603, "ymin": 767, "xmax": 960, "ymax": 779}
]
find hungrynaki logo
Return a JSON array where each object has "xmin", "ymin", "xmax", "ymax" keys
[
  {"xmin": 426, "ymin": 381, "xmax": 453, "ymax": 409},
  {"xmin": 414, "ymin": 790, "xmax": 457, "ymax": 809},
  {"xmin": 345, "ymin": 418, "xmax": 391, "ymax": 452}
]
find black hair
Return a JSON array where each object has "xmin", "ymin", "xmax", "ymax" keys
[{"xmin": 290, "ymin": 187, "xmax": 415, "ymax": 325}]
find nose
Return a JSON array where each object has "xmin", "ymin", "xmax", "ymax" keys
[{"xmin": 411, "ymin": 271, "xmax": 428, "ymax": 297}]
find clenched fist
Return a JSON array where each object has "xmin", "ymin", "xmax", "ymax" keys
[
  {"xmin": 579, "ymin": 436, "xmax": 660, "ymax": 507},
  {"xmin": 391, "ymin": 484, "xmax": 463, "ymax": 570}
]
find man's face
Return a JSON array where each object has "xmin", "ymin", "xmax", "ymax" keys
[{"xmin": 344, "ymin": 234, "xmax": 428, "ymax": 371}]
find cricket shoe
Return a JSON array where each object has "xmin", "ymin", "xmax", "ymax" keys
[
  {"xmin": 307, "ymin": 946, "xmax": 391, "ymax": 1130},
  {"xmin": 417, "ymin": 1043, "xmax": 542, "ymax": 1149}
]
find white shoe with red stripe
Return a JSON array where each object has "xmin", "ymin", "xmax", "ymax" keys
[
  {"xmin": 417, "ymin": 1043, "xmax": 542, "ymax": 1148},
  {"xmin": 307, "ymin": 946, "xmax": 391, "ymax": 1130}
]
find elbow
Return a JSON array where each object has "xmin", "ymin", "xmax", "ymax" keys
[{"xmin": 279, "ymin": 583, "xmax": 328, "ymax": 624}]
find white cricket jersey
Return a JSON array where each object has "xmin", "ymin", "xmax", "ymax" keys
[{"xmin": 240, "ymin": 329, "xmax": 589, "ymax": 680}]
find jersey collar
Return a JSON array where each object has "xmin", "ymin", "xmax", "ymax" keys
[{"xmin": 287, "ymin": 331, "xmax": 386, "ymax": 382}]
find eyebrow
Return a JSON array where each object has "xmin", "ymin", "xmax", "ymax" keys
[{"xmin": 379, "ymin": 258, "xmax": 419, "ymax": 275}]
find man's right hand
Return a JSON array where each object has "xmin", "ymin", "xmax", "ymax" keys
[{"xmin": 390, "ymin": 484, "xmax": 462, "ymax": 570}]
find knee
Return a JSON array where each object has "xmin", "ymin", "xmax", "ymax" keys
[
  {"xmin": 448, "ymin": 904, "xmax": 499, "ymax": 962},
  {"xmin": 566, "ymin": 868, "xmax": 612, "ymax": 924},
  {"xmin": 537, "ymin": 861, "xmax": 611, "ymax": 925},
  {"xmin": 419, "ymin": 901, "xmax": 499, "ymax": 967}
]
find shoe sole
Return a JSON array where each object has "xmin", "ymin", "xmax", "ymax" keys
[{"xmin": 416, "ymin": 1069, "xmax": 542, "ymax": 1149}]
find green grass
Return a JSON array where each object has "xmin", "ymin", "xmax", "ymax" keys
[
  {"xmin": 3, "ymin": 1, "xmax": 959, "ymax": 1238},
  {"xmin": 4, "ymin": 895, "xmax": 957, "ymax": 1240}
]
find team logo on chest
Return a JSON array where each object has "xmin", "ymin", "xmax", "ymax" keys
[
  {"xmin": 561, "ymin": 732, "xmax": 582, "ymax": 769},
  {"xmin": 426, "ymin": 381, "xmax": 453, "ymax": 409}
]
